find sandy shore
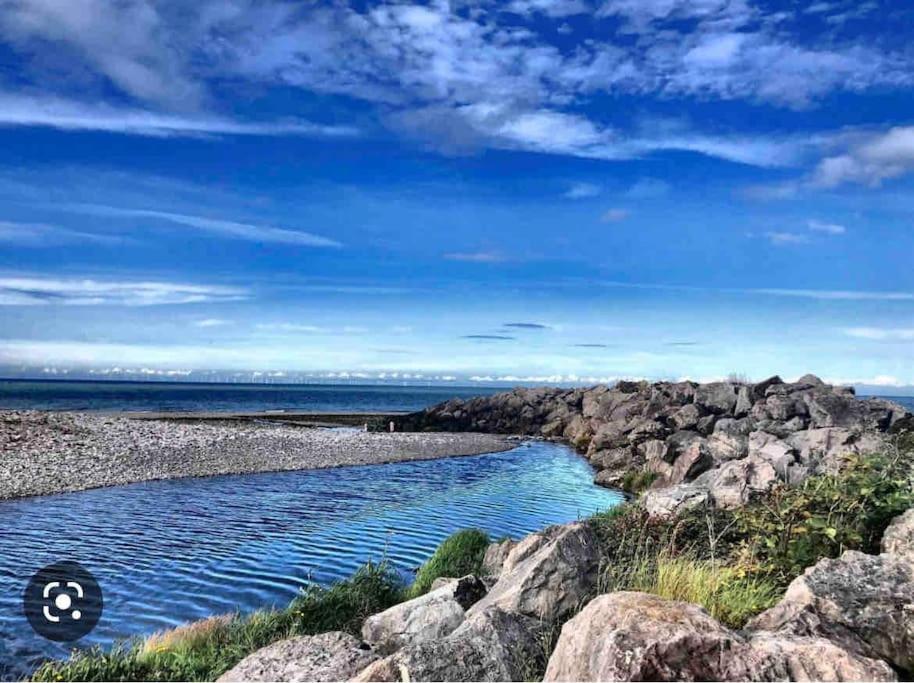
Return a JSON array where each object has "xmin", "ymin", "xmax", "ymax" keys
[{"xmin": 0, "ymin": 410, "xmax": 514, "ymax": 500}]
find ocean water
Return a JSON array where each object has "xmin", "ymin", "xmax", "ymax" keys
[
  {"xmin": 0, "ymin": 443, "xmax": 622, "ymax": 679},
  {"xmin": 0, "ymin": 379, "xmax": 505, "ymax": 413}
]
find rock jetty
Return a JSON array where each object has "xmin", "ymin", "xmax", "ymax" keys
[{"xmin": 397, "ymin": 375, "xmax": 911, "ymax": 515}]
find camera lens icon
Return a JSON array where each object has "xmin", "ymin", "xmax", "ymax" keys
[{"xmin": 24, "ymin": 561, "xmax": 103, "ymax": 642}]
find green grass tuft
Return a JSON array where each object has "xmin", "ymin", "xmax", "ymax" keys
[
  {"xmin": 31, "ymin": 562, "xmax": 402, "ymax": 682},
  {"xmin": 407, "ymin": 528, "xmax": 491, "ymax": 598}
]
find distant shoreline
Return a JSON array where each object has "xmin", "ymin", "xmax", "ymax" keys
[{"xmin": 0, "ymin": 410, "xmax": 515, "ymax": 501}]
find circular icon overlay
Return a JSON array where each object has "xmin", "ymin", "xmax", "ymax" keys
[{"xmin": 23, "ymin": 561, "xmax": 103, "ymax": 642}]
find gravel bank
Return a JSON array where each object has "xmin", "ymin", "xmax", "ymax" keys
[{"xmin": 0, "ymin": 411, "xmax": 514, "ymax": 500}]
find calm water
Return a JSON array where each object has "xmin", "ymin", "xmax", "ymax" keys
[
  {"xmin": 0, "ymin": 380, "xmax": 504, "ymax": 413},
  {"xmin": 0, "ymin": 443, "xmax": 623, "ymax": 679}
]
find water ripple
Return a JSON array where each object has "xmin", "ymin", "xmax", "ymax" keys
[{"xmin": 0, "ymin": 442, "xmax": 622, "ymax": 679}]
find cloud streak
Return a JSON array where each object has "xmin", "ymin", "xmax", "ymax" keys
[{"xmin": 0, "ymin": 277, "xmax": 247, "ymax": 306}]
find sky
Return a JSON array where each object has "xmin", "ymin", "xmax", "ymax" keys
[{"xmin": 1, "ymin": 0, "xmax": 914, "ymax": 388}]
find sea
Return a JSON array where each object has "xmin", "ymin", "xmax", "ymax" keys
[{"xmin": 0, "ymin": 378, "xmax": 911, "ymax": 413}]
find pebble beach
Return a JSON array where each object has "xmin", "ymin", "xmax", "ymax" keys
[{"xmin": 0, "ymin": 410, "xmax": 513, "ymax": 500}]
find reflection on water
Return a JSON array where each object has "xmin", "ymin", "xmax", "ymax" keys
[{"xmin": 0, "ymin": 442, "xmax": 622, "ymax": 679}]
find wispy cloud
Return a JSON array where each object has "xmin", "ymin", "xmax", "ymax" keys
[
  {"xmin": 600, "ymin": 208, "xmax": 630, "ymax": 223},
  {"xmin": 573, "ymin": 343, "xmax": 611, "ymax": 348},
  {"xmin": 842, "ymin": 327, "xmax": 914, "ymax": 341},
  {"xmin": 443, "ymin": 251, "xmax": 506, "ymax": 263},
  {"xmin": 0, "ymin": 94, "xmax": 358, "ymax": 139},
  {"xmin": 461, "ymin": 334, "xmax": 516, "ymax": 341},
  {"xmin": 807, "ymin": 219, "xmax": 847, "ymax": 235},
  {"xmin": 0, "ymin": 220, "xmax": 125, "ymax": 246},
  {"xmin": 812, "ymin": 126, "xmax": 914, "ymax": 187},
  {"xmin": 763, "ymin": 231, "xmax": 809, "ymax": 246},
  {"xmin": 194, "ymin": 318, "xmax": 232, "ymax": 328},
  {"xmin": 563, "ymin": 182, "xmax": 601, "ymax": 199},
  {"xmin": 0, "ymin": 277, "xmax": 247, "ymax": 306},
  {"xmin": 68, "ymin": 205, "xmax": 342, "ymax": 247},
  {"xmin": 503, "ymin": 322, "xmax": 551, "ymax": 330}
]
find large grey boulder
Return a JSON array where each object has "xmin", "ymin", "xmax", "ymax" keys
[
  {"xmin": 468, "ymin": 522, "xmax": 598, "ymax": 622},
  {"xmin": 354, "ymin": 606, "xmax": 543, "ymax": 682},
  {"xmin": 218, "ymin": 632, "xmax": 377, "ymax": 682},
  {"xmin": 641, "ymin": 482, "xmax": 709, "ymax": 517},
  {"xmin": 705, "ymin": 454, "xmax": 779, "ymax": 508},
  {"xmin": 787, "ymin": 428, "xmax": 885, "ymax": 474},
  {"xmin": 543, "ymin": 591, "xmax": 741, "ymax": 681},
  {"xmin": 737, "ymin": 633, "xmax": 896, "ymax": 681},
  {"xmin": 482, "ymin": 539, "xmax": 516, "ymax": 577},
  {"xmin": 748, "ymin": 550, "xmax": 914, "ymax": 673},
  {"xmin": 882, "ymin": 508, "xmax": 914, "ymax": 562},
  {"xmin": 361, "ymin": 575, "xmax": 486, "ymax": 654}
]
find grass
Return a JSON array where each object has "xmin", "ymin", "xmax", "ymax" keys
[
  {"xmin": 32, "ymin": 562, "xmax": 403, "ymax": 682},
  {"xmin": 620, "ymin": 468, "xmax": 660, "ymax": 494},
  {"xmin": 407, "ymin": 528, "xmax": 491, "ymax": 598}
]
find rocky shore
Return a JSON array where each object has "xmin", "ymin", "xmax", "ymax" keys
[
  {"xmin": 0, "ymin": 411, "xmax": 512, "ymax": 500},
  {"xmin": 220, "ymin": 510, "xmax": 914, "ymax": 682},
  {"xmin": 398, "ymin": 374, "xmax": 911, "ymax": 515}
]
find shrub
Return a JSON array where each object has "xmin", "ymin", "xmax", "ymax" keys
[
  {"xmin": 408, "ymin": 528, "xmax": 490, "ymax": 598},
  {"xmin": 32, "ymin": 562, "xmax": 402, "ymax": 682},
  {"xmin": 734, "ymin": 444, "xmax": 914, "ymax": 583},
  {"xmin": 620, "ymin": 469, "xmax": 659, "ymax": 494}
]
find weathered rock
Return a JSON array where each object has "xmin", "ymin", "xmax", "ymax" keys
[
  {"xmin": 354, "ymin": 606, "xmax": 543, "ymax": 682},
  {"xmin": 706, "ymin": 454, "xmax": 779, "ymax": 508},
  {"xmin": 695, "ymin": 382, "xmax": 739, "ymax": 414},
  {"xmin": 668, "ymin": 439, "xmax": 713, "ymax": 485},
  {"xmin": 543, "ymin": 591, "xmax": 742, "ymax": 681},
  {"xmin": 482, "ymin": 539, "xmax": 516, "ymax": 577},
  {"xmin": 670, "ymin": 403, "xmax": 703, "ymax": 430},
  {"xmin": 748, "ymin": 550, "xmax": 914, "ymax": 673},
  {"xmin": 218, "ymin": 632, "xmax": 377, "ymax": 682},
  {"xmin": 748, "ymin": 431, "xmax": 798, "ymax": 475},
  {"xmin": 707, "ymin": 418, "xmax": 751, "ymax": 462},
  {"xmin": 641, "ymin": 483, "xmax": 709, "ymax": 517},
  {"xmin": 786, "ymin": 428, "xmax": 885, "ymax": 474},
  {"xmin": 737, "ymin": 633, "xmax": 897, "ymax": 681},
  {"xmin": 468, "ymin": 522, "xmax": 597, "ymax": 622},
  {"xmin": 734, "ymin": 385, "xmax": 754, "ymax": 417},
  {"xmin": 882, "ymin": 508, "xmax": 914, "ymax": 561},
  {"xmin": 361, "ymin": 575, "xmax": 486, "ymax": 653}
]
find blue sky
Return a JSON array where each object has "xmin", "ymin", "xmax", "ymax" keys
[{"xmin": 2, "ymin": 0, "xmax": 914, "ymax": 387}]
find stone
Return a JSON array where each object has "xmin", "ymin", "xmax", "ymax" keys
[
  {"xmin": 468, "ymin": 522, "xmax": 598, "ymax": 622},
  {"xmin": 354, "ymin": 606, "xmax": 543, "ymax": 682},
  {"xmin": 218, "ymin": 632, "xmax": 377, "ymax": 682},
  {"xmin": 543, "ymin": 592, "xmax": 742, "ymax": 682},
  {"xmin": 748, "ymin": 550, "xmax": 914, "ymax": 673},
  {"xmin": 361, "ymin": 575, "xmax": 487, "ymax": 653},
  {"xmin": 707, "ymin": 419, "xmax": 751, "ymax": 462},
  {"xmin": 482, "ymin": 539, "xmax": 516, "ymax": 577},
  {"xmin": 734, "ymin": 385, "xmax": 754, "ymax": 417},
  {"xmin": 882, "ymin": 508, "xmax": 914, "ymax": 562},
  {"xmin": 786, "ymin": 428, "xmax": 885, "ymax": 474},
  {"xmin": 706, "ymin": 455, "xmax": 779, "ymax": 508},
  {"xmin": 748, "ymin": 431, "xmax": 797, "ymax": 475},
  {"xmin": 641, "ymin": 483, "xmax": 709, "ymax": 517},
  {"xmin": 668, "ymin": 439, "xmax": 713, "ymax": 485},
  {"xmin": 670, "ymin": 403, "xmax": 703, "ymax": 430},
  {"xmin": 695, "ymin": 381, "xmax": 738, "ymax": 414},
  {"xmin": 737, "ymin": 634, "xmax": 896, "ymax": 681},
  {"xmin": 752, "ymin": 375, "xmax": 784, "ymax": 401},
  {"xmin": 797, "ymin": 373, "xmax": 827, "ymax": 387}
]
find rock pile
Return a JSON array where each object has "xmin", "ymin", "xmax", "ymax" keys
[
  {"xmin": 220, "ymin": 508, "xmax": 914, "ymax": 682},
  {"xmin": 398, "ymin": 375, "xmax": 910, "ymax": 515}
]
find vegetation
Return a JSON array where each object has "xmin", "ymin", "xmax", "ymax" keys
[
  {"xmin": 588, "ymin": 434, "xmax": 914, "ymax": 626},
  {"xmin": 408, "ymin": 528, "xmax": 491, "ymax": 598},
  {"xmin": 620, "ymin": 468, "xmax": 660, "ymax": 494},
  {"xmin": 32, "ymin": 562, "xmax": 402, "ymax": 682}
]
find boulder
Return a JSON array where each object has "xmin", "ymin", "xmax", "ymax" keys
[
  {"xmin": 482, "ymin": 539, "xmax": 516, "ymax": 577},
  {"xmin": 786, "ymin": 428, "xmax": 884, "ymax": 474},
  {"xmin": 707, "ymin": 419, "xmax": 751, "ymax": 462},
  {"xmin": 706, "ymin": 455, "xmax": 779, "ymax": 508},
  {"xmin": 468, "ymin": 522, "xmax": 598, "ymax": 622},
  {"xmin": 641, "ymin": 483, "xmax": 709, "ymax": 518},
  {"xmin": 218, "ymin": 632, "xmax": 377, "ymax": 682},
  {"xmin": 748, "ymin": 550, "xmax": 914, "ymax": 673},
  {"xmin": 752, "ymin": 375, "xmax": 784, "ymax": 401},
  {"xmin": 737, "ymin": 633, "xmax": 896, "ymax": 681},
  {"xmin": 734, "ymin": 385, "xmax": 754, "ymax": 417},
  {"xmin": 695, "ymin": 382, "xmax": 738, "ymax": 414},
  {"xmin": 668, "ymin": 439, "xmax": 713, "ymax": 485},
  {"xmin": 354, "ymin": 606, "xmax": 543, "ymax": 682},
  {"xmin": 361, "ymin": 575, "xmax": 486, "ymax": 653},
  {"xmin": 748, "ymin": 431, "xmax": 797, "ymax": 475},
  {"xmin": 543, "ymin": 592, "xmax": 742, "ymax": 681},
  {"xmin": 882, "ymin": 508, "xmax": 914, "ymax": 562},
  {"xmin": 670, "ymin": 403, "xmax": 703, "ymax": 430}
]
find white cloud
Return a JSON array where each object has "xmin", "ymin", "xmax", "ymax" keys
[
  {"xmin": 194, "ymin": 318, "xmax": 232, "ymax": 328},
  {"xmin": 750, "ymin": 288, "xmax": 914, "ymax": 301},
  {"xmin": 811, "ymin": 126, "xmax": 914, "ymax": 187},
  {"xmin": 0, "ymin": 93, "xmax": 358, "ymax": 138},
  {"xmin": 564, "ymin": 182, "xmax": 601, "ymax": 199},
  {"xmin": 842, "ymin": 327, "xmax": 914, "ymax": 341},
  {"xmin": 443, "ymin": 251, "xmax": 506, "ymax": 263},
  {"xmin": 0, "ymin": 276, "xmax": 247, "ymax": 306},
  {"xmin": 807, "ymin": 219, "xmax": 846, "ymax": 235},
  {"xmin": 600, "ymin": 208, "xmax": 630, "ymax": 222},
  {"xmin": 0, "ymin": 220, "xmax": 124, "ymax": 246},
  {"xmin": 69, "ymin": 206, "xmax": 342, "ymax": 247},
  {"xmin": 762, "ymin": 231, "xmax": 809, "ymax": 246},
  {"xmin": 504, "ymin": 0, "xmax": 591, "ymax": 17}
]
